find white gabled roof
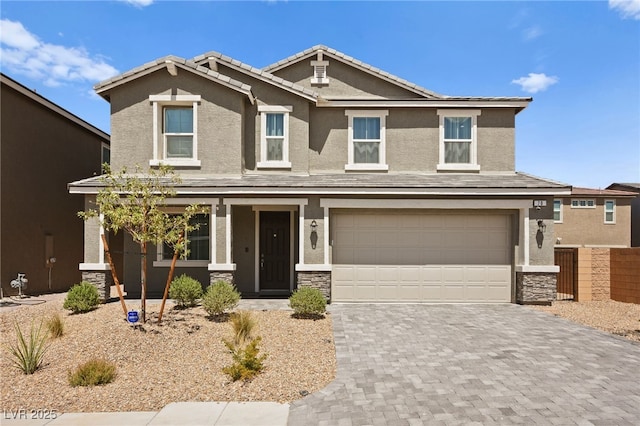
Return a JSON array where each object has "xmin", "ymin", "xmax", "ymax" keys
[
  {"xmin": 263, "ymin": 45, "xmax": 445, "ymax": 100},
  {"xmin": 191, "ymin": 51, "xmax": 319, "ymax": 102},
  {"xmin": 94, "ymin": 55, "xmax": 255, "ymax": 104}
]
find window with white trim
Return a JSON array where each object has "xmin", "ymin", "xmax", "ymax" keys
[
  {"xmin": 160, "ymin": 213, "xmax": 210, "ymax": 261},
  {"xmin": 345, "ymin": 110, "xmax": 388, "ymax": 171},
  {"xmin": 553, "ymin": 199, "xmax": 562, "ymax": 222},
  {"xmin": 604, "ymin": 200, "xmax": 615, "ymax": 224},
  {"xmin": 571, "ymin": 199, "xmax": 595, "ymax": 208},
  {"xmin": 149, "ymin": 95, "xmax": 200, "ymax": 167},
  {"xmin": 257, "ymin": 105, "xmax": 292, "ymax": 169},
  {"xmin": 437, "ymin": 109, "xmax": 481, "ymax": 171}
]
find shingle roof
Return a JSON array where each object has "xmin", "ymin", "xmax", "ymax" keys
[
  {"xmin": 571, "ymin": 187, "xmax": 638, "ymax": 197},
  {"xmin": 191, "ymin": 51, "xmax": 319, "ymax": 101},
  {"xmin": 607, "ymin": 183, "xmax": 640, "ymax": 193},
  {"xmin": 93, "ymin": 55, "xmax": 254, "ymax": 102},
  {"xmin": 263, "ymin": 45, "xmax": 446, "ymax": 99},
  {"xmin": 69, "ymin": 172, "xmax": 570, "ymax": 195}
]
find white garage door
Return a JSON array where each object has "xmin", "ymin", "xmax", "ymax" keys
[{"xmin": 332, "ymin": 212, "xmax": 512, "ymax": 302}]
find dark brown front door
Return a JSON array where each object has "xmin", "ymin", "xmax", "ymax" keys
[{"xmin": 259, "ymin": 211, "xmax": 290, "ymax": 292}]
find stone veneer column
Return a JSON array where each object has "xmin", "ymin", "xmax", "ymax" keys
[
  {"xmin": 516, "ymin": 272, "xmax": 557, "ymax": 305},
  {"xmin": 81, "ymin": 271, "xmax": 113, "ymax": 303},
  {"xmin": 296, "ymin": 271, "xmax": 331, "ymax": 301},
  {"xmin": 210, "ymin": 271, "xmax": 235, "ymax": 286}
]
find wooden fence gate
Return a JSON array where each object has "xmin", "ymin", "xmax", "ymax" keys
[{"xmin": 554, "ymin": 248, "xmax": 577, "ymax": 300}]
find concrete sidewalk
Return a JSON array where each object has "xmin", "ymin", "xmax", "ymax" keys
[{"xmin": 1, "ymin": 402, "xmax": 289, "ymax": 426}]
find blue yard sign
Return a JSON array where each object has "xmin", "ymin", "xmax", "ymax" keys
[{"xmin": 127, "ymin": 310, "xmax": 139, "ymax": 324}]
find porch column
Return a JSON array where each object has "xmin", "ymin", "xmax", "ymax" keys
[
  {"xmin": 79, "ymin": 208, "xmax": 111, "ymax": 303},
  {"xmin": 208, "ymin": 200, "xmax": 235, "ymax": 285}
]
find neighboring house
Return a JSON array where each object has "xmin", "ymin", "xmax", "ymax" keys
[
  {"xmin": 553, "ymin": 187, "xmax": 635, "ymax": 248},
  {"xmin": 1, "ymin": 73, "xmax": 109, "ymax": 296},
  {"xmin": 606, "ymin": 183, "xmax": 640, "ymax": 247},
  {"xmin": 69, "ymin": 45, "xmax": 570, "ymax": 304}
]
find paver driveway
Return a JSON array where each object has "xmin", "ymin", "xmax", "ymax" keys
[{"xmin": 289, "ymin": 304, "xmax": 640, "ymax": 426}]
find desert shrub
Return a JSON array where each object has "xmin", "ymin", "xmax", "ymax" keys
[
  {"xmin": 289, "ymin": 287, "xmax": 326, "ymax": 317},
  {"xmin": 202, "ymin": 280, "xmax": 240, "ymax": 317},
  {"xmin": 8, "ymin": 321, "xmax": 49, "ymax": 375},
  {"xmin": 63, "ymin": 281, "xmax": 100, "ymax": 314},
  {"xmin": 45, "ymin": 312, "xmax": 64, "ymax": 338},
  {"xmin": 230, "ymin": 311, "xmax": 256, "ymax": 346},
  {"xmin": 169, "ymin": 274, "xmax": 203, "ymax": 307},
  {"xmin": 222, "ymin": 336, "xmax": 267, "ymax": 382},
  {"xmin": 68, "ymin": 358, "xmax": 116, "ymax": 387}
]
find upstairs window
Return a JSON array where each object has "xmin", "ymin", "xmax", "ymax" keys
[
  {"xmin": 571, "ymin": 199, "xmax": 595, "ymax": 208},
  {"xmin": 164, "ymin": 107, "xmax": 193, "ymax": 159},
  {"xmin": 149, "ymin": 94, "xmax": 200, "ymax": 167},
  {"xmin": 437, "ymin": 109, "xmax": 481, "ymax": 171},
  {"xmin": 553, "ymin": 199, "xmax": 562, "ymax": 222},
  {"xmin": 345, "ymin": 110, "xmax": 388, "ymax": 171},
  {"xmin": 257, "ymin": 105, "xmax": 292, "ymax": 169},
  {"xmin": 604, "ymin": 200, "xmax": 615, "ymax": 224}
]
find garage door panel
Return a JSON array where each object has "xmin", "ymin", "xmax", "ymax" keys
[{"xmin": 332, "ymin": 212, "xmax": 512, "ymax": 302}]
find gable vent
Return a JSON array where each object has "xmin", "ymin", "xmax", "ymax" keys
[{"xmin": 310, "ymin": 51, "xmax": 329, "ymax": 85}]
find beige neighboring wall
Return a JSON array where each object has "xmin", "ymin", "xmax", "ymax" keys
[{"xmin": 554, "ymin": 198, "xmax": 631, "ymax": 247}]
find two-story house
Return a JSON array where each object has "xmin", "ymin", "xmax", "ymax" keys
[
  {"xmin": 2, "ymin": 73, "xmax": 109, "ymax": 296},
  {"xmin": 69, "ymin": 45, "xmax": 569, "ymax": 304}
]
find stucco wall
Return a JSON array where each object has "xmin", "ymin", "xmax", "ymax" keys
[
  {"xmin": 1, "ymin": 81, "xmax": 106, "ymax": 294},
  {"xmin": 109, "ymin": 69, "xmax": 244, "ymax": 174},
  {"xmin": 528, "ymin": 199, "xmax": 555, "ymax": 266},
  {"xmin": 271, "ymin": 57, "xmax": 422, "ymax": 98},
  {"xmin": 303, "ymin": 197, "xmax": 325, "ymax": 265},
  {"xmin": 554, "ymin": 198, "xmax": 631, "ymax": 247}
]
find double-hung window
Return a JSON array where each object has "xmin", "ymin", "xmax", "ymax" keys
[
  {"xmin": 345, "ymin": 110, "xmax": 388, "ymax": 171},
  {"xmin": 257, "ymin": 105, "xmax": 292, "ymax": 169},
  {"xmin": 604, "ymin": 200, "xmax": 615, "ymax": 224},
  {"xmin": 437, "ymin": 109, "xmax": 481, "ymax": 171},
  {"xmin": 553, "ymin": 199, "xmax": 563, "ymax": 222},
  {"xmin": 157, "ymin": 213, "xmax": 210, "ymax": 265},
  {"xmin": 149, "ymin": 95, "xmax": 201, "ymax": 167}
]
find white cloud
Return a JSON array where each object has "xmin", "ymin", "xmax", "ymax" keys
[
  {"xmin": 119, "ymin": 0, "xmax": 154, "ymax": 8},
  {"xmin": 609, "ymin": 0, "xmax": 640, "ymax": 20},
  {"xmin": 523, "ymin": 26, "xmax": 543, "ymax": 41},
  {"xmin": 511, "ymin": 73, "xmax": 559, "ymax": 94},
  {"xmin": 0, "ymin": 19, "xmax": 118, "ymax": 87}
]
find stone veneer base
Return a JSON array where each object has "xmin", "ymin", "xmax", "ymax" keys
[
  {"xmin": 516, "ymin": 272, "xmax": 557, "ymax": 305},
  {"xmin": 210, "ymin": 272, "xmax": 235, "ymax": 286},
  {"xmin": 81, "ymin": 271, "xmax": 114, "ymax": 303},
  {"xmin": 296, "ymin": 271, "xmax": 331, "ymax": 301}
]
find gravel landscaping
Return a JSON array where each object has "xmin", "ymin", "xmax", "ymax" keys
[
  {"xmin": 529, "ymin": 299, "xmax": 640, "ymax": 342},
  {"xmin": 0, "ymin": 294, "xmax": 336, "ymax": 413}
]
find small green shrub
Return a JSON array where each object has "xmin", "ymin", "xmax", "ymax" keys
[
  {"xmin": 289, "ymin": 287, "xmax": 326, "ymax": 318},
  {"xmin": 202, "ymin": 280, "xmax": 240, "ymax": 317},
  {"xmin": 8, "ymin": 321, "xmax": 49, "ymax": 374},
  {"xmin": 63, "ymin": 281, "xmax": 100, "ymax": 314},
  {"xmin": 230, "ymin": 311, "xmax": 256, "ymax": 346},
  {"xmin": 222, "ymin": 336, "xmax": 267, "ymax": 382},
  {"xmin": 169, "ymin": 274, "xmax": 203, "ymax": 307},
  {"xmin": 45, "ymin": 312, "xmax": 64, "ymax": 338},
  {"xmin": 68, "ymin": 358, "xmax": 116, "ymax": 387}
]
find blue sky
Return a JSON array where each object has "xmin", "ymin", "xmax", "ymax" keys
[{"xmin": 1, "ymin": 0, "xmax": 639, "ymax": 189}]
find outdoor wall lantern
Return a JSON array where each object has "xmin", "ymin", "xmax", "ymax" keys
[
  {"xmin": 310, "ymin": 220, "xmax": 318, "ymax": 249},
  {"xmin": 537, "ymin": 220, "xmax": 546, "ymax": 233}
]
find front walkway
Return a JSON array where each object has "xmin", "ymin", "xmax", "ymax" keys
[{"xmin": 289, "ymin": 304, "xmax": 640, "ymax": 425}]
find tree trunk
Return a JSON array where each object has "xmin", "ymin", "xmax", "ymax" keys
[
  {"xmin": 101, "ymin": 233, "xmax": 128, "ymax": 318},
  {"xmin": 141, "ymin": 241, "xmax": 147, "ymax": 323},
  {"xmin": 158, "ymin": 233, "xmax": 184, "ymax": 323}
]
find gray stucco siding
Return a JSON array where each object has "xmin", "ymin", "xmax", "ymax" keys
[
  {"xmin": 272, "ymin": 57, "xmax": 422, "ymax": 98},
  {"xmin": 476, "ymin": 109, "xmax": 516, "ymax": 172},
  {"xmin": 386, "ymin": 109, "xmax": 438, "ymax": 172},
  {"xmin": 108, "ymin": 70, "xmax": 245, "ymax": 174}
]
